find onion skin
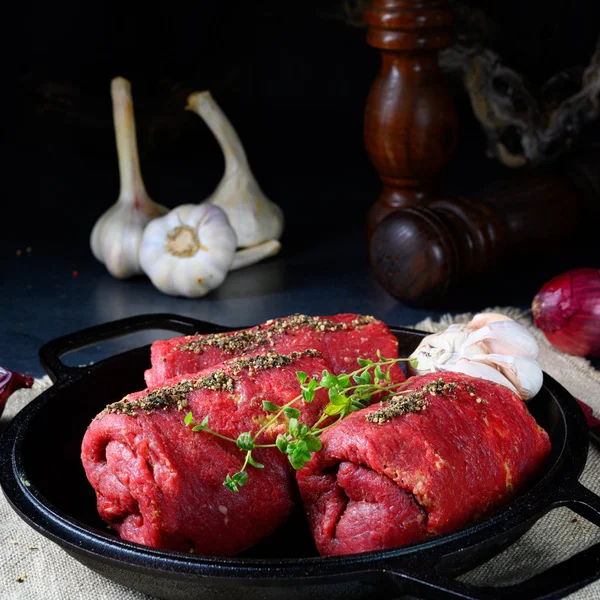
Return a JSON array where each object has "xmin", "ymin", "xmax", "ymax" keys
[
  {"xmin": 532, "ymin": 268, "xmax": 600, "ymax": 357},
  {"xmin": 0, "ymin": 367, "xmax": 34, "ymax": 417}
]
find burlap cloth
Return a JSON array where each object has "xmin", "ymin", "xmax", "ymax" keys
[{"xmin": 1, "ymin": 308, "xmax": 599, "ymax": 599}]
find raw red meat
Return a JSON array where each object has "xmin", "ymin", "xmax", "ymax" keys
[
  {"xmin": 81, "ymin": 350, "xmax": 332, "ymax": 555},
  {"xmin": 144, "ymin": 314, "xmax": 404, "ymax": 388},
  {"xmin": 296, "ymin": 372, "xmax": 551, "ymax": 556}
]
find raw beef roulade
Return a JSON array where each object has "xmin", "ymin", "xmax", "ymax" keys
[
  {"xmin": 296, "ymin": 372, "xmax": 551, "ymax": 556},
  {"xmin": 82, "ymin": 350, "xmax": 332, "ymax": 555},
  {"xmin": 145, "ymin": 313, "xmax": 403, "ymax": 388}
]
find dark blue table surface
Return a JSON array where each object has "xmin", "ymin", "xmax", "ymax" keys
[
  {"xmin": 0, "ymin": 232, "xmax": 446, "ymax": 378},
  {"xmin": 2, "ymin": 215, "xmax": 553, "ymax": 379},
  {"xmin": 0, "ymin": 144, "xmax": 591, "ymax": 379}
]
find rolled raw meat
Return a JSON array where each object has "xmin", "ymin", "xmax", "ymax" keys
[
  {"xmin": 145, "ymin": 313, "xmax": 403, "ymax": 388},
  {"xmin": 296, "ymin": 372, "xmax": 551, "ymax": 556},
  {"xmin": 82, "ymin": 349, "xmax": 332, "ymax": 555}
]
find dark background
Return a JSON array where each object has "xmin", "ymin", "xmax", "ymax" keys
[
  {"xmin": 1, "ymin": 0, "xmax": 600, "ymax": 357},
  {"xmin": 2, "ymin": 0, "xmax": 599, "ymax": 248}
]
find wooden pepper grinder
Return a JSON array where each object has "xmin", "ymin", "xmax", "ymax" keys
[
  {"xmin": 364, "ymin": 0, "xmax": 458, "ymax": 235},
  {"xmin": 368, "ymin": 165, "xmax": 591, "ymax": 305}
]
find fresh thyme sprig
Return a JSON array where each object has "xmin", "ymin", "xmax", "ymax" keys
[{"xmin": 184, "ymin": 352, "xmax": 418, "ymax": 492}]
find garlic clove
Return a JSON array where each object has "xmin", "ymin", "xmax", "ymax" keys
[
  {"xmin": 91, "ymin": 77, "xmax": 167, "ymax": 279},
  {"xmin": 463, "ymin": 320, "xmax": 540, "ymax": 359},
  {"xmin": 230, "ymin": 240, "xmax": 281, "ymax": 271},
  {"xmin": 409, "ymin": 313, "xmax": 543, "ymax": 401},
  {"xmin": 467, "ymin": 313, "xmax": 513, "ymax": 332},
  {"xmin": 139, "ymin": 203, "xmax": 237, "ymax": 297},
  {"xmin": 408, "ymin": 325, "xmax": 472, "ymax": 375},
  {"xmin": 468, "ymin": 354, "xmax": 543, "ymax": 400},
  {"xmin": 437, "ymin": 358, "xmax": 521, "ymax": 396},
  {"xmin": 186, "ymin": 91, "xmax": 284, "ymax": 249}
]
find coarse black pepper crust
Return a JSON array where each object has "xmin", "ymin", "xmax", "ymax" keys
[
  {"xmin": 99, "ymin": 349, "xmax": 322, "ymax": 418},
  {"xmin": 366, "ymin": 378, "xmax": 483, "ymax": 424},
  {"xmin": 177, "ymin": 314, "xmax": 375, "ymax": 355}
]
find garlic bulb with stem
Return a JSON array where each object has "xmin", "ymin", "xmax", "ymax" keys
[
  {"xmin": 90, "ymin": 77, "xmax": 167, "ymax": 278},
  {"xmin": 409, "ymin": 313, "xmax": 543, "ymax": 401},
  {"xmin": 186, "ymin": 91, "xmax": 284, "ymax": 252},
  {"xmin": 139, "ymin": 203, "xmax": 237, "ymax": 298}
]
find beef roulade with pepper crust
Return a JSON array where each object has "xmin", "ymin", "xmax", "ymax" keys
[
  {"xmin": 145, "ymin": 313, "xmax": 404, "ymax": 388},
  {"xmin": 82, "ymin": 350, "xmax": 331, "ymax": 555},
  {"xmin": 296, "ymin": 372, "xmax": 551, "ymax": 556}
]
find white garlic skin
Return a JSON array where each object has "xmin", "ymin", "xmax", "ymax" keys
[
  {"xmin": 409, "ymin": 313, "xmax": 543, "ymax": 401},
  {"xmin": 231, "ymin": 240, "xmax": 281, "ymax": 271},
  {"xmin": 187, "ymin": 91, "xmax": 284, "ymax": 248},
  {"xmin": 139, "ymin": 203, "xmax": 237, "ymax": 298},
  {"xmin": 91, "ymin": 196, "xmax": 166, "ymax": 279},
  {"xmin": 91, "ymin": 77, "xmax": 167, "ymax": 279}
]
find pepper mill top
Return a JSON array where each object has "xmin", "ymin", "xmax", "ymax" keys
[
  {"xmin": 363, "ymin": 0, "xmax": 458, "ymax": 235},
  {"xmin": 365, "ymin": 0, "xmax": 454, "ymax": 51}
]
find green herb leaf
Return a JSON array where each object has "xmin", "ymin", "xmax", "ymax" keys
[
  {"xmin": 301, "ymin": 388, "xmax": 315, "ymax": 403},
  {"xmin": 262, "ymin": 400, "xmax": 280, "ymax": 412},
  {"xmin": 223, "ymin": 472, "xmax": 247, "ymax": 493},
  {"xmin": 192, "ymin": 424, "xmax": 205, "ymax": 432},
  {"xmin": 357, "ymin": 358, "xmax": 373, "ymax": 367},
  {"xmin": 375, "ymin": 365, "xmax": 384, "ymax": 381},
  {"xmin": 358, "ymin": 371, "xmax": 372, "ymax": 385},
  {"xmin": 410, "ymin": 357, "xmax": 419, "ymax": 369},
  {"xmin": 350, "ymin": 400, "xmax": 366, "ymax": 413},
  {"xmin": 283, "ymin": 407, "xmax": 301, "ymax": 419},
  {"xmin": 236, "ymin": 432, "xmax": 255, "ymax": 451},
  {"xmin": 296, "ymin": 371, "xmax": 308, "ymax": 384},
  {"xmin": 320, "ymin": 371, "xmax": 338, "ymax": 388},
  {"xmin": 337, "ymin": 374, "xmax": 351, "ymax": 389},
  {"xmin": 304, "ymin": 435, "xmax": 322, "ymax": 452},
  {"xmin": 247, "ymin": 455, "xmax": 265, "ymax": 469},
  {"xmin": 329, "ymin": 394, "xmax": 348, "ymax": 406},
  {"xmin": 223, "ymin": 474, "xmax": 239, "ymax": 492},
  {"xmin": 288, "ymin": 418, "xmax": 300, "ymax": 437},
  {"xmin": 184, "ymin": 412, "xmax": 194, "ymax": 426},
  {"xmin": 307, "ymin": 378, "xmax": 318, "ymax": 391},
  {"xmin": 288, "ymin": 442, "xmax": 312, "ymax": 470},
  {"xmin": 324, "ymin": 403, "xmax": 344, "ymax": 416},
  {"xmin": 201, "ymin": 416, "xmax": 209, "ymax": 428},
  {"xmin": 276, "ymin": 434, "xmax": 289, "ymax": 453},
  {"xmin": 233, "ymin": 471, "xmax": 248, "ymax": 485},
  {"xmin": 298, "ymin": 423, "xmax": 310, "ymax": 438}
]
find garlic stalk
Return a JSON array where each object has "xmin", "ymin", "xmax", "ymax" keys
[
  {"xmin": 139, "ymin": 204, "xmax": 237, "ymax": 297},
  {"xmin": 231, "ymin": 240, "xmax": 281, "ymax": 271},
  {"xmin": 90, "ymin": 77, "xmax": 167, "ymax": 278},
  {"xmin": 186, "ymin": 91, "xmax": 284, "ymax": 252},
  {"xmin": 409, "ymin": 313, "xmax": 543, "ymax": 401}
]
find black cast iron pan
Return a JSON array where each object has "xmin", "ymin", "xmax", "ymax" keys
[{"xmin": 1, "ymin": 313, "xmax": 600, "ymax": 600}]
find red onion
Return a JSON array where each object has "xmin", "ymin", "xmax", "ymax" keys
[
  {"xmin": 532, "ymin": 268, "xmax": 600, "ymax": 357},
  {"xmin": 0, "ymin": 366, "xmax": 34, "ymax": 417}
]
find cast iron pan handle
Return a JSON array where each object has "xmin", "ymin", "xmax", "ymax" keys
[
  {"xmin": 387, "ymin": 481, "xmax": 600, "ymax": 599},
  {"xmin": 39, "ymin": 313, "xmax": 233, "ymax": 382}
]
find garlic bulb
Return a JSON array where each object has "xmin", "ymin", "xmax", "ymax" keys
[
  {"xmin": 91, "ymin": 77, "xmax": 167, "ymax": 278},
  {"xmin": 139, "ymin": 203, "xmax": 237, "ymax": 297},
  {"xmin": 409, "ymin": 313, "xmax": 543, "ymax": 400},
  {"xmin": 186, "ymin": 91, "xmax": 284, "ymax": 251}
]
